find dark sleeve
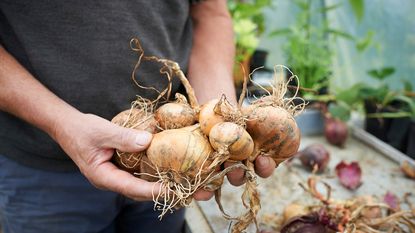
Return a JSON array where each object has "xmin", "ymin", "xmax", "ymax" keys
[{"xmin": 189, "ymin": 0, "xmax": 203, "ymax": 4}]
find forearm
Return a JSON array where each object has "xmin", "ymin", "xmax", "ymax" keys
[
  {"xmin": 0, "ymin": 46, "xmax": 79, "ymax": 140},
  {"xmin": 188, "ymin": 0, "xmax": 236, "ymax": 104}
]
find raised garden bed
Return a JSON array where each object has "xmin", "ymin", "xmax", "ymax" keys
[{"xmin": 186, "ymin": 126, "xmax": 415, "ymax": 232}]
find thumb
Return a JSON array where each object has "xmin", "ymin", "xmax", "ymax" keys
[{"xmin": 106, "ymin": 126, "xmax": 153, "ymax": 152}]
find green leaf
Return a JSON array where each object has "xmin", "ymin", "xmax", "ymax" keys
[
  {"xmin": 326, "ymin": 28, "xmax": 355, "ymax": 40},
  {"xmin": 367, "ymin": 67, "xmax": 395, "ymax": 80},
  {"xmin": 402, "ymin": 79, "xmax": 413, "ymax": 92},
  {"xmin": 394, "ymin": 95, "xmax": 415, "ymax": 117},
  {"xmin": 367, "ymin": 112, "xmax": 412, "ymax": 119},
  {"xmin": 329, "ymin": 102, "xmax": 351, "ymax": 121},
  {"xmin": 378, "ymin": 67, "xmax": 395, "ymax": 78},
  {"xmin": 381, "ymin": 90, "xmax": 397, "ymax": 107},
  {"xmin": 304, "ymin": 94, "xmax": 336, "ymax": 102},
  {"xmin": 348, "ymin": 0, "xmax": 364, "ymax": 23},
  {"xmin": 317, "ymin": 3, "xmax": 343, "ymax": 13},
  {"xmin": 335, "ymin": 83, "xmax": 365, "ymax": 105},
  {"xmin": 356, "ymin": 30, "xmax": 374, "ymax": 52},
  {"xmin": 268, "ymin": 28, "xmax": 292, "ymax": 37}
]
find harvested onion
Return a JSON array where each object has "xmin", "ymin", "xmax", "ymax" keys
[
  {"xmin": 242, "ymin": 65, "xmax": 304, "ymax": 165},
  {"xmin": 244, "ymin": 105, "xmax": 301, "ymax": 164},
  {"xmin": 147, "ymin": 125, "xmax": 214, "ymax": 181},
  {"xmin": 209, "ymin": 122, "xmax": 254, "ymax": 161},
  {"xmin": 198, "ymin": 99, "xmax": 224, "ymax": 135},
  {"xmin": 324, "ymin": 117, "xmax": 348, "ymax": 148},
  {"xmin": 154, "ymin": 93, "xmax": 196, "ymax": 130},
  {"xmin": 111, "ymin": 106, "xmax": 158, "ymax": 173},
  {"xmin": 297, "ymin": 144, "xmax": 330, "ymax": 173}
]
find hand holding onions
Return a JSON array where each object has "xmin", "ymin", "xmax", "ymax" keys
[{"xmin": 110, "ymin": 39, "xmax": 305, "ymax": 232}]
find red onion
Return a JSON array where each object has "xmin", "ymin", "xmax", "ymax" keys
[
  {"xmin": 324, "ymin": 118, "xmax": 348, "ymax": 148},
  {"xmin": 297, "ymin": 144, "xmax": 330, "ymax": 173},
  {"xmin": 383, "ymin": 191, "xmax": 400, "ymax": 211},
  {"xmin": 281, "ymin": 209, "xmax": 337, "ymax": 233},
  {"xmin": 335, "ymin": 161, "xmax": 362, "ymax": 190}
]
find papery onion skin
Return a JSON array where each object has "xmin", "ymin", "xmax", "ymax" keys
[
  {"xmin": 111, "ymin": 108, "xmax": 158, "ymax": 133},
  {"xmin": 111, "ymin": 108, "xmax": 158, "ymax": 173},
  {"xmin": 335, "ymin": 161, "xmax": 362, "ymax": 190},
  {"xmin": 351, "ymin": 195, "xmax": 382, "ymax": 219},
  {"xmin": 155, "ymin": 102, "xmax": 196, "ymax": 130},
  {"xmin": 146, "ymin": 126, "xmax": 214, "ymax": 181},
  {"xmin": 209, "ymin": 122, "xmax": 254, "ymax": 161},
  {"xmin": 282, "ymin": 203, "xmax": 308, "ymax": 224},
  {"xmin": 280, "ymin": 214, "xmax": 333, "ymax": 233},
  {"xmin": 244, "ymin": 105, "xmax": 301, "ymax": 164},
  {"xmin": 198, "ymin": 99, "xmax": 224, "ymax": 136},
  {"xmin": 139, "ymin": 155, "xmax": 158, "ymax": 182}
]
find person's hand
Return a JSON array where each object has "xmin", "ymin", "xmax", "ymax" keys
[
  {"xmin": 52, "ymin": 112, "xmax": 211, "ymax": 202},
  {"xmin": 193, "ymin": 155, "xmax": 276, "ymax": 201},
  {"xmin": 52, "ymin": 112, "xmax": 161, "ymax": 201},
  {"xmin": 226, "ymin": 155, "xmax": 276, "ymax": 186}
]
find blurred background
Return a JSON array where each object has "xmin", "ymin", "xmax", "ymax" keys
[{"xmin": 229, "ymin": 0, "xmax": 415, "ymax": 159}]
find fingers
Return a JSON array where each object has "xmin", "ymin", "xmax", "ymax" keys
[
  {"xmin": 90, "ymin": 161, "xmax": 214, "ymax": 202},
  {"xmin": 104, "ymin": 126, "xmax": 153, "ymax": 153},
  {"xmin": 225, "ymin": 161, "xmax": 246, "ymax": 186},
  {"xmin": 90, "ymin": 162, "xmax": 161, "ymax": 201},
  {"xmin": 193, "ymin": 189, "xmax": 214, "ymax": 201},
  {"xmin": 254, "ymin": 155, "xmax": 276, "ymax": 178}
]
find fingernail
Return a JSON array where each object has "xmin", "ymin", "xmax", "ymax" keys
[{"xmin": 135, "ymin": 131, "xmax": 152, "ymax": 146}]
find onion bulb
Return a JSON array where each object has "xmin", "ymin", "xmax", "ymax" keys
[
  {"xmin": 297, "ymin": 144, "xmax": 330, "ymax": 173},
  {"xmin": 324, "ymin": 118, "xmax": 348, "ymax": 148},
  {"xmin": 146, "ymin": 125, "xmax": 214, "ymax": 182},
  {"xmin": 209, "ymin": 122, "xmax": 254, "ymax": 161},
  {"xmin": 198, "ymin": 99, "xmax": 224, "ymax": 135},
  {"xmin": 282, "ymin": 203, "xmax": 308, "ymax": 224},
  {"xmin": 154, "ymin": 93, "xmax": 196, "ymax": 130},
  {"xmin": 244, "ymin": 105, "xmax": 301, "ymax": 164},
  {"xmin": 111, "ymin": 107, "xmax": 158, "ymax": 173}
]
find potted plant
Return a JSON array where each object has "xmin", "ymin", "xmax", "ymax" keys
[
  {"xmin": 228, "ymin": 0, "xmax": 272, "ymax": 87},
  {"xmin": 269, "ymin": 0, "xmax": 358, "ymax": 98},
  {"xmin": 327, "ymin": 67, "xmax": 414, "ymax": 154},
  {"xmin": 269, "ymin": 0, "xmax": 357, "ymax": 135},
  {"xmin": 400, "ymin": 84, "xmax": 415, "ymax": 159}
]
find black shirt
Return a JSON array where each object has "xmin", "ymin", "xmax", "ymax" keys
[{"xmin": 0, "ymin": 0, "xmax": 193, "ymax": 171}]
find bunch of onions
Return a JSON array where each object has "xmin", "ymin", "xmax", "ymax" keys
[
  {"xmin": 111, "ymin": 40, "xmax": 231, "ymax": 219},
  {"xmin": 111, "ymin": 39, "xmax": 306, "ymax": 232},
  {"xmin": 199, "ymin": 95, "xmax": 254, "ymax": 162},
  {"xmin": 197, "ymin": 81, "xmax": 260, "ymax": 233},
  {"xmin": 277, "ymin": 178, "xmax": 415, "ymax": 233}
]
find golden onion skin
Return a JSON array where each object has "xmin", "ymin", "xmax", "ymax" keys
[
  {"xmin": 244, "ymin": 105, "xmax": 301, "ymax": 164},
  {"xmin": 198, "ymin": 99, "xmax": 224, "ymax": 136},
  {"xmin": 209, "ymin": 122, "xmax": 254, "ymax": 161},
  {"xmin": 146, "ymin": 126, "xmax": 214, "ymax": 180},
  {"xmin": 155, "ymin": 103, "xmax": 196, "ymax": 130}
]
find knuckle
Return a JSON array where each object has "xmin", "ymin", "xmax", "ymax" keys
[{"xmin": 119, "ymin": 129, "xmax": 135, "ymax": 150}]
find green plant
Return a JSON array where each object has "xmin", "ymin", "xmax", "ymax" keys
[
  {"xmin": 228, "ymin": 0, "xmax": 272, "ymax": 63},
  {"xmin": 269, "ymin": 0, "xmax": 360, "ymax": 98},
  {"xmin": 327, "ymin": 67, "xmax": 414, "ymax": 121}
]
